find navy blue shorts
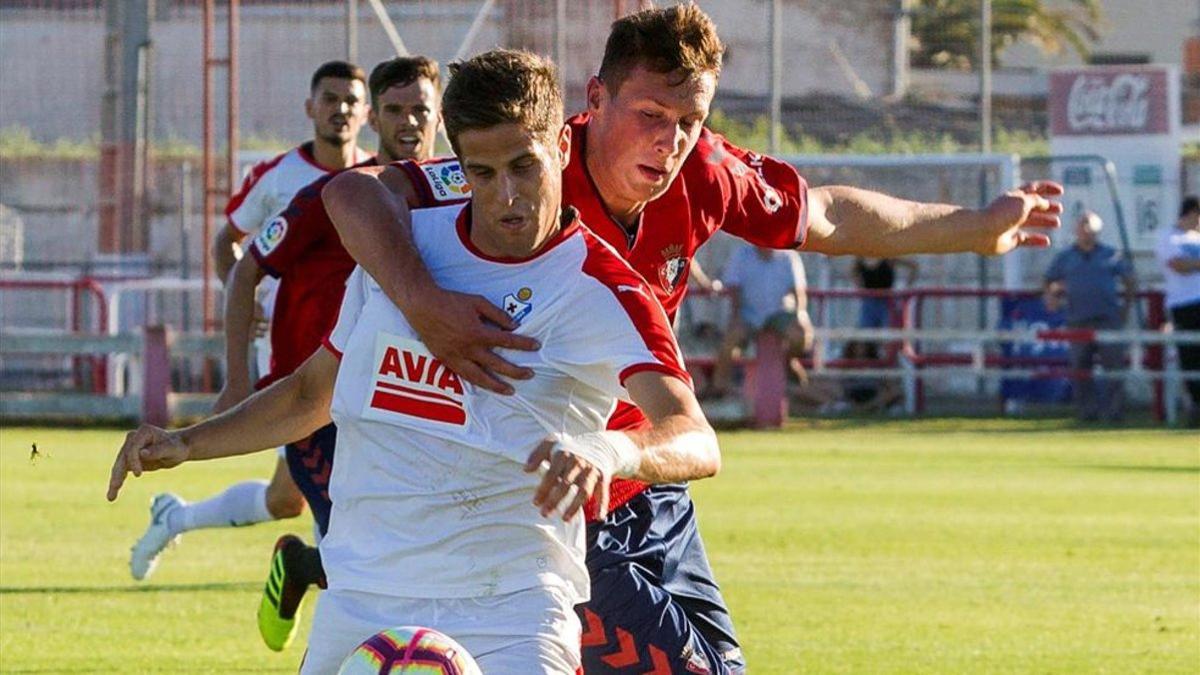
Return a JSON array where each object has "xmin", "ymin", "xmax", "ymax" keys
[
  {"xmin": 284, "ymin": 422, "xmax": 336, "ymax": 537},
  {"xmin": 578, "ymin": 484, "xmax": 744, "ymax": 674}
]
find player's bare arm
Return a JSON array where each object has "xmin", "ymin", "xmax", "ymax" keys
[
  {"xmin": 324, "ymin": 165, "xmax": 539, "ymax": 394},
  {"xmin": 525, "ymin": 372, "xmax": 719, "ymax": 521},
  {"xmin": 802, "ymin": 181, "xmax": 1064, "ymax": 257},
  {"xmin": 106, "ymin": 349, "xmax": 338, "ymax": 502},
  {"xmin": 211, "ymin": 222, "xmax": 245, "ymax": 284},
  {"xmin": 214, "ymin": 253, "xmax": 268, "ymax": 413}
]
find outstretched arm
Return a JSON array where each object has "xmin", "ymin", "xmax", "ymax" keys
[
  {"xmin": 524, "ymin": 372, "xmax": 719, "ymax": 520},
  {"xmin": 107, "ymin": 349, "xmax": 338, "ymax": 501},
  {"xmin": 323, "ymin": 165, "xmax": 538, "ymax": 394},
  {"xmin": 801, "ymin": 182, "xmax": 1064, "ymax": 257}
]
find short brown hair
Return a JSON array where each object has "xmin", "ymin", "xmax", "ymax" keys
[
  {"xmin": 368, "ymin": 56, "xmax": 441, "ymax": 106},
  {"xmin": 598, "ymin": 3, "xmax": 724, "ymax": 94},
  {"xmin": 441, "ymin": 49, "xmax": 562, "ymax": 155},
  {"xmin": 310, "ymin": 60, "xmax": 367, "ymax": 92}
]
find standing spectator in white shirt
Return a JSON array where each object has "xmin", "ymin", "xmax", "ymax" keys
[{"xmin": 1156, "ymin": 196, "xmax": 1200, "ymax": 427}]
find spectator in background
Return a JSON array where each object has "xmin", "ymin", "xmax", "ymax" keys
[
  {"xmin": 998, "ymin": 280, "xmax": 1072, "ymax": 414},
  {"xmin": 708, "ymin": 244, "xmax": 813, "ymax": 397},
  {"xmin": 1155, "ymin": 196, "xmax": 1200, "ymax": 427},
  {"xmin": 853, "ymin": 257, "xmax": 919, "ymax": 328},
  {"xmin": 1045, "ymin": 211, "xmax": 1137, "ymax": 422}
]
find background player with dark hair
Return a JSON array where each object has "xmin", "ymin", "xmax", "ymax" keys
[
  {"xmin": 128, "ymin": 60, "xmax": 371, "ymax": 584},
  {"xmin": 223, "ymin": 56, "xmax": 450, "ymax": 651},
  {"xmin": 323, "ymin": 6, "xmax": 1062, "ymax": 672}
]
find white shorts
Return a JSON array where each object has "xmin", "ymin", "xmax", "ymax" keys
[{"xmin": 301, "ymin": 586, "xmax": 581, "ymax": 675}]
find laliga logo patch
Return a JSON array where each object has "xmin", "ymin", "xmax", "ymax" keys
[
  {"xmin": 421, "ymin": 161, "xmax": 471, "ymax": 201},
  {"xmin": 254, "ymin": 216, "xmax": 288, "ymax": 255},
  {"xmin": 502, "ymin": 287, "xmax": 533, "ymax": 324},
  {"xmin": 658, "ymin": 244, "xmax": 688, "ymax": 293},
  {"xmin": 439, "ymin": 163, "xmax": 469, "ymax": 195}
]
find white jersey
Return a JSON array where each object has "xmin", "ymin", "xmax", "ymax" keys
[
  {"xmin": 226, "ymin": 142, "xmax": 371, "ymax": 237},
  {"xmin": 225, "ymin": 142, "xmax": 370, "ymax": 375},
  {"xmin": 1155, "ymin": 225, "xmax": 1200, "ymax": 310},
  {"xmin": 321, "ymin": 204, "xmax": 689, "ymax": 602}
]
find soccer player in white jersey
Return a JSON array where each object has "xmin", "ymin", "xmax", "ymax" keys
[
  {"xmin": 107, "ymin": 49, "xmax": 722, "ymax": 674},
  {"xmin": 126, "ymin": 61, "xmax": 371, "ymax": 582}
]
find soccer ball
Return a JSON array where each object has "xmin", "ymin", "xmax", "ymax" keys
[{"xmin": 337, "ymin": 626, "xmax": 482, "ymax": 675}]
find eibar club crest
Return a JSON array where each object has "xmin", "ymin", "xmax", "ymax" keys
[
  {"xmin": 502, "ymin": 286, "xmax": 534, "ymax": 324},
  {"xmin": 658, "ymin": 244, "xmax": 688, "ymax": 293}
]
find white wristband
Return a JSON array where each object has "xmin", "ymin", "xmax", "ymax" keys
[{"xmin": 554, "ymin": 431, "xmax": 641, "ymax": 478}]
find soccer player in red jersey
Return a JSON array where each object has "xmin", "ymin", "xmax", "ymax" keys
[
  {"xmin": 128, "ymin": 61, "xmax": 371, "ymax": 585},
  {"xmin": 322, "ymin": 7, "xmax": 1063, "ymax": 673},
  {"xmin": 222, "ymin": 56, "xmax": 457, "ymax": 652}
]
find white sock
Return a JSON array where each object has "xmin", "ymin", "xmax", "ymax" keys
[{"xmin": 167, "ymin": 480, "xmax": 273, "ymax": 533}]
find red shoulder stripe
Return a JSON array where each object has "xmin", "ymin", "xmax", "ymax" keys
[
  {"xmin": 577, "ymin": 229, "xmax": 690, "ymax": 386},
  {"xmin": 223, "ymin": 149, "xmax": 290, "ymax": 225}
]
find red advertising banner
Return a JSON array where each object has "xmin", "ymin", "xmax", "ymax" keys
[{"xmin": 1049, "ymin": 66, "xmax": 1171, "ymax": 136}]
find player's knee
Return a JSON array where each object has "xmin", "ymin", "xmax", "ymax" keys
[{"xmin": 265, "ymin": 486, "xmax": 306, "ymax": 519}]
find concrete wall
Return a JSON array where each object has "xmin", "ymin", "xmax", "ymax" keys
[
  {"xmin": 0, "ymin": 1, "xmax": 896, "ymax": 144},
  {"xmin": 0, "ymin": 2, "xmax": 499, "ymax": 145}
]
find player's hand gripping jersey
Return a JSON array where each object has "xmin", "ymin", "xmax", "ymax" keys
[{"xmin": 321, "ymin": 203, "xmax": 689, "ymax": 601}]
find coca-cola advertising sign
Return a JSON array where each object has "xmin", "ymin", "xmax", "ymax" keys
[{"xmin": 1050, "ymin": 67, "xmax": 1170, "ymax": 136}]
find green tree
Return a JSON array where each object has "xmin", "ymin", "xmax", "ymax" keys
[{"xmin": 911, "ymin": 0, "xmax": 1104, "ymax": 70}]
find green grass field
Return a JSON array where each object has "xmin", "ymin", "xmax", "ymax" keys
[{"xmin": 1, "ymin": 420, "xmax": 1197, "ymax": 673}]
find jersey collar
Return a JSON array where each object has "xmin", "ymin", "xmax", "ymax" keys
[{"xmin": 455, "ymin": 204, "xmax": 581, "ymax": 264}]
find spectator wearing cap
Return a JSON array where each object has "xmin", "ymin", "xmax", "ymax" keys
[
  {"xmin": 1155, "ymin": 196, "xmax": 1200, "ymax": 427},
  {"xmin": 1045, "ymin": 211, "xmax": 1137, "ymax": 422}
]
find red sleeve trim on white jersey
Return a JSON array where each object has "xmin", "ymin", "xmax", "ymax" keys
[
  {"xmin": 618, "ymin": 362, "xmax": 692, "ymax": 388},
  {"xmin": 577, "ymin": 229, "xmax": 691, "ymax": 386},
  {"xmin": 322, "ymin": 335, "xmax": 343, "ymax": 360},
  {"xmin": 223, "ymin": 149, "xmax": 290, "ymax": 231}
]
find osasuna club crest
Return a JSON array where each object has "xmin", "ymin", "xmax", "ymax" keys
[{"xmin": 658, "ymin": 244, "xmax": 688, "ymax": 293}]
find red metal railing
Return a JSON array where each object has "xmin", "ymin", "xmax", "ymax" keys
[
  {"xmin": 681, "ymin": 286, "xmax": 1171, "ymax": 421},
  {"xmin": 0, "ymin": 276, "xmax": 110, "ymax": 392}
]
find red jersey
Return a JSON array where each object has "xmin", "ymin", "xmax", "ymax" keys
[
  {"xmin": 247, "ymin": 159, "xmax": 374, "ymax": 388},
  {"xmin": 560, "ymin": 113, "xmax": 809, "ymax": 513},
  {"xmin": 249, "ymin": 157, "xmax": 469, "ymax": 388}
]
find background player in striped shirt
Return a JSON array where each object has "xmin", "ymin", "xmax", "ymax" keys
[
  {"xmin": 323, "ymin": 6, "xmax": 1062, "ymax": 673},
  {"xmin": 127, "ymin": 61, "xmax": 370, "ymax": 583},
  {"xmin": 107, "ymin": 49, "xmax": 724, "ymax": 674}
]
